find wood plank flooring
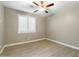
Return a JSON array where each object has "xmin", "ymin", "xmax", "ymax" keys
[{"xmin": 1, "ymin": 40, "xmax": 79, "ymax": 57}]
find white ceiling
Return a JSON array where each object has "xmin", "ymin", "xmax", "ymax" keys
[{"xmin": 1, "ymin": 1, "xmax": 79, "ymax": 16}]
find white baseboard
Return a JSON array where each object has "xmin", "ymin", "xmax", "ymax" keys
[
  {"xmin": 0, "ymin": 46, "xmax": 5, "ymax": 55},
  {"xmin": 4, "ymin": 38, "xmax": 46, "ymax": 48},
  {"xmin": 0, "ymin": 38, "xmax": 45, "ymax": 55},
  {"xmin": 47, "ymin": 38, "xmax": 79, "ymax": 50}
]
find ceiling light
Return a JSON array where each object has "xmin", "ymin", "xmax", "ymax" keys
[{"xmin": 39, "ymin": 8, "xmax": 45, "ymax": 11}]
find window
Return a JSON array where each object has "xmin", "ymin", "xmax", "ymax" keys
[
  {"xmin": 18, "ymin": 14, "xmax": 36, "ymax": 33},
  {"xmin": 28, "ymin": 16, "xmax": 36, "ymax": 33}
]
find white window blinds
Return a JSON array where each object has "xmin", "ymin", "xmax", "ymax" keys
[{"xmin": 18, "ymin": 15, "xmax": 36, "ymax": 33}]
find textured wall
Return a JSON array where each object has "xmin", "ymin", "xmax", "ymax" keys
[{"xmin": 4, "ymin": 7, "xmax": 46, "ymax": 45}]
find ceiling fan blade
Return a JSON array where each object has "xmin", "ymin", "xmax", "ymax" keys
[
  {"xmin": 33, "ymin": 10, "xmax": 38, "ymax": 13},
  {"xmin": 45, "ymin": 10, "xmax": 48, "ymax": 13},
  {"xmin": 33, "ymin": 1, "xmax": 39, "ymax": 6},
  {"xmin": 46, "ymin": 3, "xmax": 54, "ymax": 7}
]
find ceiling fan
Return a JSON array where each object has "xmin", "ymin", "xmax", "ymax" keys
[{"xmin": 32, "ymin": 1, "xmax": 54, "ymax": 13}]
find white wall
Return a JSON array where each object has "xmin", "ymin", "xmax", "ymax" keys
[
  {"xmin": 47, "ymin": 2, "xmax": 79, "ymax": 48},
  {"xmin": 0, "ymin": 3, "xmax": 4, "ymax": 49},
  {"xmin": 4, "ymin": 7, "xmax": 46, "ymax": 45}
]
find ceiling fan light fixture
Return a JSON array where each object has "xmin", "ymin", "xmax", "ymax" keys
[
  {"xmin": 32, "ymin": 1, "xmax": 54, "ymax": 13},
  {"xmin": 39, "ymin": 8, "xmax": 45, "ymax": 11}
]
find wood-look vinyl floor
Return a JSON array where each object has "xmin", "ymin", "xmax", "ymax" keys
[{"xmin": 1, "ymin": 40, "xmax": 79, "ymax": 57}]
